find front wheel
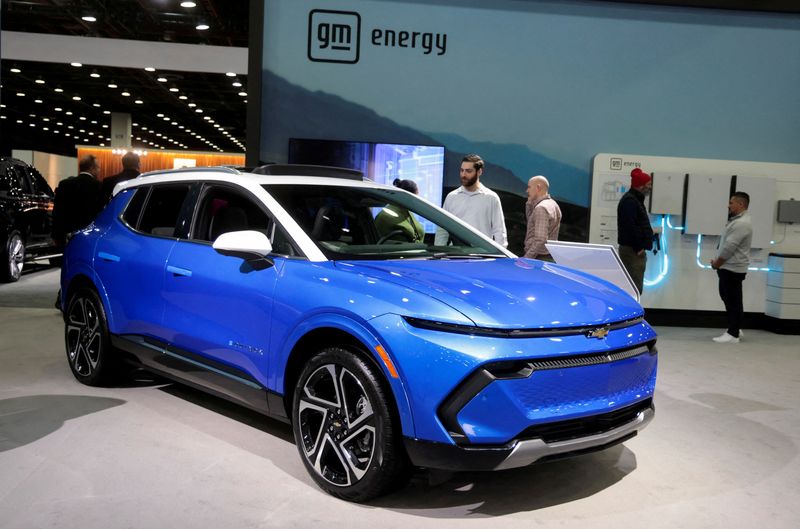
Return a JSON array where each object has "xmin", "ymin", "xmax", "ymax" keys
[
  {"xmin": 1, "ymin": 230, "xmax": 25, "ymax": 282},
  {"xmin": 65, "ymin": 288, "xmax": 117, "ymax": 386},
  {"xmin": 293, "ymin": 347, "xmax": 409, "ymax": 502}
]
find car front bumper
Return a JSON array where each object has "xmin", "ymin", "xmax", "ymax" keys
[{"xmin": 404, "ymin": 400, "xmax": 654, "ymax": 471}]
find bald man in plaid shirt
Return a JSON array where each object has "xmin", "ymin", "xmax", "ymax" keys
[{"xmin": 524, "ymin": 175, "xmax": 562, "ymax": 262}]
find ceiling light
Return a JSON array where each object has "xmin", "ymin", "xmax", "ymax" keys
[
  {"xmin": 135, "ymin": 99, "xmax": 143, "ymax": 104},
  {"xmin": 91, "ymin": 120, "xmax": 97, "ymax": 124},
  {"xmin": 79, "ymin": 116, "xmax": 86, "ymax": 120},
  {"xmin": 181, "ymin": 1, "xmax": 197, "ymax": 7},
  {"xmin": 225, "ymin": 72, "xmax": 236, "ymax": 77},
  {"xmin": 82, "ymin": 16, "xmax": 97, "ymax": 22},
  {"xmin": 232, "ymin": 81, "xmax": 242, "ymax": 87},
  {"xmin": 71, "ymin": 62, "xmax": 82, "ymax": 67},
  {"xmin": 90, "ymin": 70, "xmax": 100, "ymax": 78},
  {"xmin": 238, "ymin": 92, "xmax": 247, "ymax": 97},
  {"xmin": 145, "ymin": 67, "xmax": 156, "ymax": 72},
  {"xmin": 93, "ymin": 102, "xmax": 101, "ymax": 107},
  {"xmin": 35, "ymin": 78, "xmax": 45, "ymax": 84},
  {"xmin": 55, "ymin": 107, "xmax": 62, "ymax": 112},
  {"xmin": 65, "ymin": 112, "xmax": 73, "ymax": 116},
  {"xmin": 195, "ymin": 109, "xmax": 203, "ymax": 113},
  {"xmin": 169, "ymin": 87, "xmax": 179, "ymax": 92},
  {"xmin": 72, "ymin": 95, "xmax": 82, "ymax": 100},
  {"xmin": 187, "ymin": 103, "xmax": 196, "ymax": 107},
  {"xmin": 121, "ymin": 91, "xmax": 131, "ymax": 97},
  {"xmin": 108, "ymin": 82, "xmax": 118, "ymax": 88},
  {"xmin": 10, "ymin": 67, "xmax": 21, "ymax": 73},
  {"xmin": 16, "ymin": 92, "xmax": 25, "ymax": 97},
  {"xmin": 103, "ymin": 110, "xmax": 111, "ymax": 114},
  {"xmin": 196, "ymin": 24, "xmax": 210, "ymax": 30},
  {"xmin": 178, "ymin": 95, "xmax": 188, "ymax": 100},
  {"xmin": 157, "ymin": 77, "xmax": 168, "ymax": 82}
]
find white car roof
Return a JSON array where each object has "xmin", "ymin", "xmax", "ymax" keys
[{"xmin": 114, "ymin": 166, "xmax": 389, "ymax": 195}]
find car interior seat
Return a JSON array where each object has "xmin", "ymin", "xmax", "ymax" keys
[
  {"xmin": 310, "ymin": 205, "xmax": 343, "ymax": 241},
  {"xmin": 209, "ymin": 205, "xmax": 248, "ymax": 240}
]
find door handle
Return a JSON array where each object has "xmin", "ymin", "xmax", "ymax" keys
[
  {"xmin": 98, "ymin": 252, "xmax": 120, "ymax": 262},
  {"xmin": 167, "ymin": 265, "xmax": 192, "ymax": 277}
]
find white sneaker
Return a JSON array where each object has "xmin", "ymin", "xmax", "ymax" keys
[{"xmin": 713, "ymin": 332, "xmax": 740, "ymax": 344}]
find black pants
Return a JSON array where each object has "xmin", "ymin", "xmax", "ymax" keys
[{"xmin": 717, "ymin": 269, "xmax": 746, "ymax": 337}]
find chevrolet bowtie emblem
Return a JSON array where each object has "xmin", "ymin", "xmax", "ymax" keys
[{"xmin": 587, "ymin": 326, "xmax": 610, "ymax": 339}]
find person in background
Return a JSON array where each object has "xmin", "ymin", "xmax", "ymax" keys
[
  {"xmin": 523, "ymin": 175, "xmax": 561, "ymax": 262},
  {"xmin": 617, "ymin": 167, "xmax": 654, "ymax": 294},
  {"xmin": 375, "ymin": 178, "xmax": 425, "ymax": 243},
  {"xmin": 102, "ymin": 151, "xmax": 141, "ymax": 203},
  {"xmin": 435, "ymin": 153, "xmax": 507, "ymax": 247},
  {"xmin": 710, "ymin": 192, "xmax": 753, "ymax": 344},
  {"xmin": 52, "ymin": 154, "xmax": 103, "ymax": 248},
  {"xmin": 51, "ymin": 154, "xmax": 104, "ymax": 310}
]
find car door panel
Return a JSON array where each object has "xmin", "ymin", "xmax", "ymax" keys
[
  {"xmin": 95, "ymin": 223, "xmax": 175, "ymax": 338},
  {"xmin": 161, "ymin": 240, "xmax": 281, "ymax": 385}
]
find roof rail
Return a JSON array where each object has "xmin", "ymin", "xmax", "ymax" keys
[
  {"xmin": 251, "ymin": 164, "xmax": 363, "ymax": 180},
  {"xmin": 140, "ymin": 166, "xmax": 242, "ymax": 178}
]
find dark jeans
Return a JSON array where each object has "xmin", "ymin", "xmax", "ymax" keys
[
  {"xmin": 618, "ymin": 245, "xmax": 646, "ymax": 295},
  {"xmin": 717, "ymin": 268, "xmax": 746, "ymax": 337}
]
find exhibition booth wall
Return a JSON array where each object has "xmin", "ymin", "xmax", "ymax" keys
[{"xmin": 249, "ymin": 0, "xmax": 800, "ymax": 323}]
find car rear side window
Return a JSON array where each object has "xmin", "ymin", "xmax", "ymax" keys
[
  {"xmin": 121, "ymin": 187, "xmax": 148, "ymax": 230},
  {"xmin": 138, "ymin": 184, "xmax": 191, "ymax": 237}
]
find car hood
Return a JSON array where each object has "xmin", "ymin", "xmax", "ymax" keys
[{"xmin": 336, "ymin": 258, "xmax": 643, "ymax": 328}]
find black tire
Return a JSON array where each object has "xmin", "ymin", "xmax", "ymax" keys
[
  {"xmin": 293, "ymin": 347, "xmax": 410, "ymax": 502},
  {"xmin": 1, "ymin": 230, "xmax": 25, "ymax": 283},
  {"xmin": 64, "ymin": 287, "xmax": 117, "ymax": 386}
]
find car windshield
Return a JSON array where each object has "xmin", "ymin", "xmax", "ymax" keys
[{"xmin": 264, "ymin": 183, "xmax": 506, "ymax": 260}]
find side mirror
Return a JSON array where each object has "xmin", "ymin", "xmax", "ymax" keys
[{"xmin": 213, "ymin": 230, "xmax": 273, "ymax": 260}]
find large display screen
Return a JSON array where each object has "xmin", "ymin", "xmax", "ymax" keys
[{"xmin": 288, "ymin": 138, "xmax": 444, "ymax": 233}]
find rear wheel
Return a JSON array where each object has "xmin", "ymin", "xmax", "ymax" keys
[
  {"xmin": 1, "ymin": 230, "xmax": 25, "ymax": 282},
  {"xmin": 65, "ymin": 288, "xmax": 117, "ymax": 386},
  {"xmin": 293, "ymin": 347, "xmax": 409, "ymax": 502}
]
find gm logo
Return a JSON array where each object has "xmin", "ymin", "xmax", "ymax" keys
[
  {"xmin": 308, "ymin": 9, "xmax": 361, "ymax": 64},
  {"xmin": 610, "ymin": 158, "xmax": 622, "ymax": 171}
]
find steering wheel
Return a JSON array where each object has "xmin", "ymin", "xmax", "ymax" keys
[{"xmin": 377, "ymin": 229, "xmax": 407, "ymax": 245}]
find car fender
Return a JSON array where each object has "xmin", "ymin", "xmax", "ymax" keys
[{"xmin": 274, "ymin": 310, "xmax": 415, "ymax": 439}]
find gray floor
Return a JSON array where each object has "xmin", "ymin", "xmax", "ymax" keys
[{"xmin": 1, "ymin": 267, "xmax": 798, "ymax": 529}]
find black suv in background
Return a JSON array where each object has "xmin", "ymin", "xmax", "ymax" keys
[{"xmin": 0, "ymin": 157, "xmax": 59, "ymax": 282}]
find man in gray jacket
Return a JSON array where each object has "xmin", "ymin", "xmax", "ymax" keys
[{"xmin": 710, "ymin": 192, "xmax": 753, "ymax": 344}]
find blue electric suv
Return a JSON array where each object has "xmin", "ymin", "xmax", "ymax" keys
[{"xmin": 60, "ymin": 165, "xmax": 657, "ymax": 501}]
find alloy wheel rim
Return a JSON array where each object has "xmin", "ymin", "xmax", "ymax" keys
[
  {"xmin": 8, "ymin": 235, "xmax": 23, "ymax": 279},
  {"xmin": 66, "ymin": 296, "xmax": 102, "ymax": 377},
  {"xmin": 298, "ymin": 364, "xmax": 376, "ymax": 487}
]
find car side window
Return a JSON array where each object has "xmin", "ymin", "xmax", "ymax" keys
[
  {"xmin": 121, "ymin": 187, "xmax": 149, "ymax": 230},
  {"xmin": 28, "ymin": 168, "xmax": 54, "ymax": 198},
  {"xmin": 191, "ymin": 184, "xmax": 298, "ymax": 256},
  {"xmin": 138, "ymin": 184, "xmax": 192, "ymax": 237},
  {"xmin": 0, "ymin": 169, "xmax": 12, "ymax": 194},
  {"xmin": 11, "ymin": 166, "xmax": 32, "ymax": 195}
]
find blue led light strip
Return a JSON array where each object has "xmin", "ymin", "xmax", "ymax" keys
[
  {"xmin": 696, "ymin": 233, "xmax": 769, "ymax": 272},
  {"xmin": 643, "ymin": 216, "xmax": 669, "ymax": 287},
  {"xmin": 665, "ymin": 215, "xmax": 684, "ymax": 230}
]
